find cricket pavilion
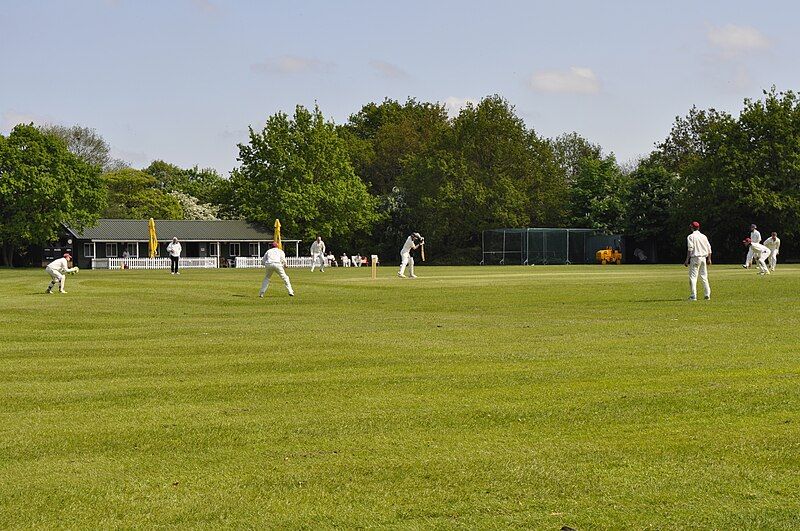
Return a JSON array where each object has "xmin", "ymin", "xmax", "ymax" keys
[{"xmin": 57, "ymin": 219, "xmax": 302, "ymax": 270}]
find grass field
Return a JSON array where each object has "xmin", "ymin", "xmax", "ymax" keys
[{"xmin": 1, "ymin": 264, "xmax": 799, "ymax": 529}]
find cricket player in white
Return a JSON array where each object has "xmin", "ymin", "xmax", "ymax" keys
[
  {"xmin": 763, "ymin": 232, "xmax": 781, "ymax": 271},
  {"xmin": 259, "ymin": 242, "xmax": 294, "ymax": 297},
  {"xmin": 167, "ymin": 237, "xmax": 182, "ymax": 274},
  {"xmin": 744, "ymin": 238, "xmax": 771, "ymax": 275},
  {"xmin": 684, "ymin": 222, "xmax": 712, "ymax": 301},
  {"xmin": 310, "ymin": 236, "xmax": 326, "ymax": 272},
  {"xmin": 743, "ymin": 224, "xmax": 761, "ymax": 268},
  {"xmin": 398, "ymin": 232, "xmax": 423, "ymax": 278},
  {"xmin": 45, "ymin": 253, "xmax": 78, "ymax": 294}
]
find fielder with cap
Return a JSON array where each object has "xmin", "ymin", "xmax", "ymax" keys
[
  {"xmin": 45, "ymin": 253, "xmax": 79, "ymax": 294},
  {"xmin": 743, "ymin": 224, "xmax": 761, "ymax": 269},
  {"xmin": 743, "ymin": 237, "xmax": 771, "ymax": 276},
  {"xmin": 684, "ymin": 221, "xmax": 712, "ymax": 301},
  {"xmin": 398, "ymin": 232, "xmax": 424, "ymax": 279},
  {"xmin": 259, "ymin": 242, "xmax": 294, "ymax": 297}
]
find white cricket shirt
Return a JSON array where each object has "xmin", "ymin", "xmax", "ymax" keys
[
  {"xmin": 263, "ymin": 247, "xmax": 286, "ymax": 265},
  {"xmin": 687, "ymin": 231, "xmax": 711, "ymax": 257},
  {"xmin": 46, "ymin": 258, "xmax": 70, "ymax": 272},
  {"xmin": 401, "ymin": 236, "xmax": 415, "ymax": 254},
  {"xmin": 750, "ymin": 229, "xmax": 762, "ymax": 244},
  {"xmin": 310, "ymin": 240, "xmax": 325, "ymax": 255},
  {"xmin": 764, "ymin": 236, "xmax": 780, "ymax": 251}
]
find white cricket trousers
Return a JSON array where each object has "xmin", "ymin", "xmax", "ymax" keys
[
  {"xmin": 688, "ymin": 256, "xmax": 710, "ymax": 299},
  {"xmin": 756, "ymin": 250, "xmax": 770, "ymax": 274},
  {"xmin": 46, "ymin": 267, "xmax": 65, "ymax": 292},
  {"xmin": 768, "ymin": 250, "xmax": 778, "ymax": 271},
  {"xmin": 744, "ymin": 247, "xmax": 754, "ymax": 268},
  {"xmin": 399, "ymin": 252, "xmax": 414, "ymax": 276},
  {"xmin": 260, "ymin": 264, "xmax": 294, "ymax": 295},
  {"xmin": 311, "ymin": 254, "xmax": 325, "ymax": 272}
]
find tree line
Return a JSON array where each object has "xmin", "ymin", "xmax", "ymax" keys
[{"xmin": 2, "ymin": 88, "xmax": 799, "ymax": 266}]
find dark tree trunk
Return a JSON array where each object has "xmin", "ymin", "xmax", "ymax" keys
[{"xmin": 1, "ymin": 243, "xmax": 14, "ymax": 267}]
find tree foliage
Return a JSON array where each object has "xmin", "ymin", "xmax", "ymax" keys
[
  {"xmin": 230, "ymin": 105, "xmax": 380, "ymax": 242},
  {"xmin": 570, "ymin": 154, "xmax": 629, "ymax": 233},
  {"xmin": 38, "ymin": 124, "xmax": 127, "ymax": 171},
  {"xmin": 0, "ymin": 124, "xmax": 105, "ymax": 266},
  {"xmin": 653, "ymin": 88, "xmax": 800, "ymax": 259},
  {"xmin": 102, "ymin": 168, "xmax": 184, "ymax": 220}
]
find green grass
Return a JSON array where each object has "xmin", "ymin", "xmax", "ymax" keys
[{"xmin": 1, "ymin": 264, "xmax": 799, "ymax": 529}]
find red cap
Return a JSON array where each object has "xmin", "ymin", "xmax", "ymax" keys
[
  {"xmin": 743, "ymin": 237, "xmax": 752, "ymax": 244},
  {"xmin": 691, "ymin": 221, "xmax": 700, "ymax": 229},
  {"xmin": 272, "ymin": 241, "xmax": 280, "ymax": 247},
  {"xmin": 63, "ymin": 252, "xmax": 72, "ymax": 259}
]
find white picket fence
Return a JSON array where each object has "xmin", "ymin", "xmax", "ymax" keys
[
  {"xmin": 94, "ymin": 257, "xmax": 218, "ymax": 269},
  {"xmin": 235, "ymin": 256, "xmax": 316, "ymax": 268}
]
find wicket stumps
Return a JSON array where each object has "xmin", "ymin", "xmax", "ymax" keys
[{"xmin": 371, "ymin": 255, "xmax": 379, "ymax": 279}]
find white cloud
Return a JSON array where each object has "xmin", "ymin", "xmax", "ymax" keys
[
  {"xmin": 443, "ymin": 97, "xmax": 478, "ymax": 117},
  {"xmin": 250, "ymin": 55, "xmax": 332, "ymax": 75},
  {"xmin": 707, "ymin": 24, "xmax": 769, "ymax": 56},
  {"xmin": 529, "ymin": 67, "xmax": 600, "ymax": 94},
  {"xmin": 369, "ymin": 60, "xmax": 409, "ymax": 79},
  {"xmin": 1, "ymin": 110, "xmax": 58, "ymax": 132}
]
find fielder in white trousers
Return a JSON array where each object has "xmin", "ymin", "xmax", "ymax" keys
[
  {"xmin": 688, "ymin": 256, "xmax": 711, "ymax": 300},
  {"xmin": 764, "ymin": 233, "xmax": 780, "ymax": 271},
  {"xmin": 310, "ymin": 237, "xmax": 326, "ymax": 272},
  {"xmin": 259, "ymin": 244, "xmax": 294, "ymax": 297},
  {"xmin": 685, "ymin": 223, "xmax": 712, "ymax": 300}
]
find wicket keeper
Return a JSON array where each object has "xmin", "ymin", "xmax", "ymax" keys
[{"xmin": 45, "ymin": 253, "xmax": 78, "ymax": 294}]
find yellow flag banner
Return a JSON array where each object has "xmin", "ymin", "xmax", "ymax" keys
[
  {"xmin": 148, "ymin": 218, "xmax": 158, "ymax": 259},
  {"xmin": 274, "ymin": 219, "xmax": 282, "ymax": 250}
]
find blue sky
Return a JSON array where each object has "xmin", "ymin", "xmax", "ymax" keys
[{"xmin": 2, "ymin": 0, "xmax": 798, "ymax": 173}]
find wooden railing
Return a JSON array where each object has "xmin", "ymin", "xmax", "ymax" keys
[
  {"xmin": 93, "ymin": 257, "xmax": 218, "ymax": 269},
  {"xmin": 235, "ymin": 256, "xmax": 316, "ymax": 268}
]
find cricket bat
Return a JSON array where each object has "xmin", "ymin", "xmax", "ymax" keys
[{"xmin": 421, "ymin": 243, "xmax": 426, "ymax": 262}]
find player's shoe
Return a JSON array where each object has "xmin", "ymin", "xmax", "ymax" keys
[
  {"xmin": 289, "ymin": 292, "xmax": 294, "ymax": 297},
  {"xmin": 397, "ymin": 272, "xmax": 406, "ymax": 278},
  {"xmin": 410, "ymin": 274, "xmax": 417, "ymax": 278},
  {"xmin": 60, "ymin": 291, "xmax": 67, "ymax": 294},
  {"xmin": 742, "ymin": 264, "xmax": 748, "ymax": 269},
  {"xmin": 46, "ymin": 288, "xmax": 52, "ymax": 294},
  {"xmin": 704, "ymin": 295, "xmax": 710, "ymax": 300},
  {"xmin": 687, "ymin": 296, "xmax": 697, "ymax": 301}
]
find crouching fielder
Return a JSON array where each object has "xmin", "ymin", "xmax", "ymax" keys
[
  {"xmin": 398, "ymin": 232, "xmax": 423, "ymax": 279},
  {"xmin": 684, "ymin": 222, "xmax": 711, "ymax": 301},
  {"xmin": 259, "ymin": 242, "xmax": 294, "ymax": 297},
  {"xmin": 45, "ymin": 253, "xmax": 78, "ymax": 294},
  {"xmin": 743, "ymin": 238, "xmax": 771, "ymax": 276}
]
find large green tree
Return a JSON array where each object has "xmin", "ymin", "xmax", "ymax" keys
[
  {"xmin": 398, "ymin": 96, "xmax": 568, "ymax": 258},
  {"xmin": 653, "ymin": 88, "xmax": 800, "ymax": 259},
  {"xmin": 38, "ymin": 124, "xmax": 127, "ymax": 171},
  {"xmin": 0, "ymin": 124, "xmax": 105, "ymax": 266},
  {"xmin": 102, "ymin": 168, "xmax": 183, "ymax": 220},
  {"xmin": 230, "ymin": 105, "xmax": 379, "ymax": 242},
  {"xmin": 569, "ymin": 154, "xmax": 629, "ymax": 233}
]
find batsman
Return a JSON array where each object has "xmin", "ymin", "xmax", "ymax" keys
[{"xmin": 397, "ymin": 232, "xmax": 424, "ymax": 279}]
